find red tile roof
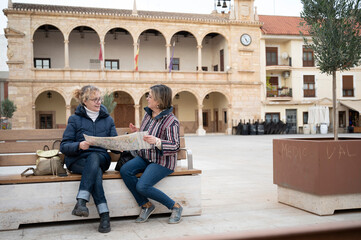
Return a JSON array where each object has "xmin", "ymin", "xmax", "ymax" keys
[{"xmin": 259, "ymin": 15, "xmax": 310, "ymax": 36}]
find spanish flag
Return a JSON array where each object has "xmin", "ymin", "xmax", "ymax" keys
[
  {"xmin": 99, "ymin": 44, "xmax": 103, "ymax": 61},
  {"xmin": 134, "ymin": 39, "xmax": 140, "ymax": 71}
]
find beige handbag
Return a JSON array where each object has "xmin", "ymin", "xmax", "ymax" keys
[{"xmin": 21, "ymin": 140, "xmax": 67, "ymax": 177}]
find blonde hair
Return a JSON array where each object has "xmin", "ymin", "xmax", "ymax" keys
[{"xmin": 73, "ymin": 85, "xmax": 100, "ymax": 105}]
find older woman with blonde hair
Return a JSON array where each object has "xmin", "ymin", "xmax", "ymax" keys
[{"xmin": 60, "ymin": 85, "xmax": 117, "ymax": 233}]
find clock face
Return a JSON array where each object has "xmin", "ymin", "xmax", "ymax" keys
[{"xmin": 241, "ymin": 34, "xmax": 252, "ymax": 46}]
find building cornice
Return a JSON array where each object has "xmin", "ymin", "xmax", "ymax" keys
[{"xmin": 3, "ymin": 3, "xmax": 263, "ymax": 27}]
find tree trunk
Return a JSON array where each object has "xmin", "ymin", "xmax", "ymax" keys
[{"xmin": 332, "ymin": 71, "xmax": 338, "ymax": 140}]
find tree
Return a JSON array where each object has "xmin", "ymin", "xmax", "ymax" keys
[
  {"xmin": 102, "ymin": 91, "xmax": 117, "ymax": 114},
  {"xmin": 300, "ymin": 0, "xmax": 361, "ymax": 140},
  {"xmin": 0, "ymin": 98, "xmax": 17, "ymax": 118}
]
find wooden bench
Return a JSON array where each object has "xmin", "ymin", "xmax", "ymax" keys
[{"xmin": 0, "ymin": 127, "xmax": 202, "ymax": 231}]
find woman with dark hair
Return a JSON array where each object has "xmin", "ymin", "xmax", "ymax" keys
[
  {"xmin": 60, "ymin": 85, "xmax": 117, "ymax": 233},
  {"xmin": 120, "ymin": 84, "xmax": 183, "ymax": 224}
]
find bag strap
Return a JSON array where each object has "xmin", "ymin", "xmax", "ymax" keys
[
  {"xmin": 52, "ymin": 140, "xmax": 61, "ymax": 150},
  {"xmin": 21, "ymin": 167, "xmax": 35, "ymax": 177},
  {"xmin": 43, "ymin": 145, "xmax": 50, "ymax": 151}
]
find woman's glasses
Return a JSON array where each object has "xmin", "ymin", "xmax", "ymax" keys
[{"xmin": 88, "ymin": 97, "xmax": 103, "ymax": 103}]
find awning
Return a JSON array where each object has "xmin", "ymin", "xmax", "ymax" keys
[{"xmin": 340, "ymin": 100, "xmax": 361, "ymax": 114}]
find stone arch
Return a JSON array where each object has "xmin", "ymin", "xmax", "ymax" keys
[
  {"xmin": 135, "ymin": 29, "xmax": 167, "ymax": 71},
  {"xmin": 31, "ymin": 23, "xmax": 65, "ymax": 39},
  {"xmin": 111, "ymin": 90, "xmax": 135, "ymax": 128},
  {"xmin": 167, "ymin": 29, "xmax": 198, "ymax": 44},
  {"xmin": 68, "ymin": 26, "xmax": 101, "ymax": 69},
  {"xmin": 172, "ymin": 90, "xmax": 199, "ymax": 133},
  {"xmin": 34, "ymin": 89, "xmax": 67, "ymax": 129},
  {"xmin": 202, "ymin": 91, "xmax": 230, "ymax": 133},
  {"xmin": 201, "ymin": 32, "xmax": 230, "ymax": 72},
  {"xmin": 33, "ymin": 24, "xmax": 65, "ymax": 69},
  {"xmin": 169, "ymin": 31, "xmax": 198, "ymax": 72}
]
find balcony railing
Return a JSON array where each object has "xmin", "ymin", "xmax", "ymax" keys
[
  {"xmin": 267, "ymin": 87, "xmax": 292, "ymax": 98},
  {"xmin": 31, "ymin": 68, "xmax": 230, "ymax": 83}
]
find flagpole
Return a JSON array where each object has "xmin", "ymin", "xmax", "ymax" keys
[
  {"xmin": 168, "ymin": 41, "xmax": 175, "ymax": 73},
  {"xmin": 134, "ymin": 39, "xmax": 140, "ymax": 71}
]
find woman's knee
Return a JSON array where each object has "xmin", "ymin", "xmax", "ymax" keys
[{"xmin": 136, "ymin": 181, "xmax": 150, "ymax": 195}]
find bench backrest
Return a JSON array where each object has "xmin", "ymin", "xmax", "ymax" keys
[{"xmin": 0, "ymin": 127, "xmax": 186, "ymax": 167}]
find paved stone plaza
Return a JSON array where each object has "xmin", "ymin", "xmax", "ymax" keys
[{"xmin": 1, "ymin": 133, "xmax": 361, "ymax": 240}]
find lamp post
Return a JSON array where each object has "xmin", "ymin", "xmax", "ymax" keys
[{"xmin": 214, "ymin": 0, "xmax": 232, "ymax": 13}]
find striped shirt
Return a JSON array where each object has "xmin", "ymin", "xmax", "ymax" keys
[{"xmin": 138, "ymin": 107, "xmax": 180, "ymax": 170}]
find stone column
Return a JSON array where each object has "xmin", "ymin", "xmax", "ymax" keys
[
  {"xmin": 32, "ymin": 104, "xmax": 36, "ymax": 129},
  {"xmin": 197, "ymin": 45, "xmax": 202, "ymax": 71},
  {"xmin": 226, "ymin": 104, "xmax": 232, "ymax": 135},
  {"xmin": 166, "ymin": 43, "xmax": 171, "ymax": 71},
  {"xmin": 64, "ymin": 39, "xmax": 69, "ymax": 68},
  {"xmin": 196, "ymin": 104, "xmax": 206, "ymax": 135},
  {"xmin": 65, "ymin": 104, "xmax": 71, "ymax": 124},
  {"xmin": 134, "ymin": 104, "xmax": 140, "ymax": 128}
]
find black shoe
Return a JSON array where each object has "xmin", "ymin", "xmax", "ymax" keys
[
  {"xmin": 72, "ymin": 198, "xmax": 89, "ymax": 217},
  {"xmin": 98, "ymin": 212, "xmax": 111, "ymax": 233}
]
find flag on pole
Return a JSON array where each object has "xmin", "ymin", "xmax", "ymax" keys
[
  {"xmin": 99, "ymin": 44, "xmax": 103, "ymax": 61},
  {"xmin": 168, "ymin": 41, "xmax": 175, "ymax": 73},
  {"xmin": 134, "ymin": 39, "xmax": 140, "ymax": 71}
]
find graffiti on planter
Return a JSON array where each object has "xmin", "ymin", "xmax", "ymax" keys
[{"xmin": 326, "ymin": 143, "xmax": 357, "ymax": 160}]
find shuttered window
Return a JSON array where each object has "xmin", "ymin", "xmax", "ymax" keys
[
  {"xmin": 303, "ymin": 75, "xmax": 315, "ymax": 97},
  {"xmin": 266, "ymin": 47, "xmax": 278, "ymax": 66},
  {"xmin": 303, "ymin": 47, "xmax": 314, "ymax": 67},
  {"xmin": 342, "ymin": 75, "xmax": 354, "ymax": 97}
]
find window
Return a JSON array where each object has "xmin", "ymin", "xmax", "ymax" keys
[
  {"xmin": 342, "ymin": 75, "xmax": 354, "ymax": 97},
  {"xmin": 303, "ymin": 75, "xmax": 315, "ymax": 97},
  {"xmin": 202, "ymin": 112, "xmax": 208, "ymax": 127},
  {"xmin": 303, "ymin": 112, "xmax": 308, "ymax": 124},
  {"xmin": 267, "ymin": 76, "xmax": 279, "ymax": 97},
  {"xmin": 303, "ymin": 47, "xmax": 314, "ymax": 67},
  {"xmin": 265, "ymin": 113, "xmax": 280, "ymax": 123},
  {"xmin": 34, "ymin": 58, "xmax": 51, "ymax": 69},
  {"xmin": 105, "ymin": 59, "xmax": 119, "ymax": 70},
  {"xmin": 339, "ymin": 111, "xmax": 346, "ymax": 127},
  {"xmin": 266, "ymin": 47, "xmax": 278, "ymax": 65},
  {"xmin": 40, "ymin": 114, "xmax": 53, "ymax": 129},
  {"xmin": 223, "ymin": 111, "xmax": 227, "ymax": 124},
  {"xmin": 165, "ymin": 58, "xmax": 180, "ymax": 71}
]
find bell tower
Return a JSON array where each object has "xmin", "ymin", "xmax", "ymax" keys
[{"xmin": 233, "ymin": 0, "xmax": 255, "ymax": 21}]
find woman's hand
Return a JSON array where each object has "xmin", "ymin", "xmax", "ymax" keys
[
  {"xmin": 129, "ymin": 123, "xmax": 139, "ymax": 133},
  {"xmin": 79, "ymin": 141, "xmax": 91, "ymax": 150},
  {"xmin": 143, "ymin": 135, "xmax": 157, "ymax": 145}
]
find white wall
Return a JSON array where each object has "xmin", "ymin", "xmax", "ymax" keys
[{"xmin": 0, "ymin": 34, "xmax": 8, "ymax": 71}]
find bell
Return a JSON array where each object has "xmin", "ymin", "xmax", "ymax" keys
[
  {"xmin": 217, "ymin": 0, "xmax": 221, "ymax": 7},
  {"xmin": 222, "ymin": 0, "xmax": 227, "ymax": 8}
]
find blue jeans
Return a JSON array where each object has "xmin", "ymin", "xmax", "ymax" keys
[
  {"xmin": 69, "ymin": 152, "xmax": 110, "ymax": 214},
  {"xmin": 120, "ymin": 156, "xmax": 175, "ymax": 209}
]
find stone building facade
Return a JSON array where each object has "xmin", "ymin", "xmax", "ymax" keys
[
  {"xmin": 4, "ymin": 0, "xmax": 360, "ymax": 134},
  {"xmin": 4, "ymin": 0, "xmax": 264, "ymax": 134}
]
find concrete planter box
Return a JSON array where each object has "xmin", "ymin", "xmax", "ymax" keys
[{"xmin": 273, "ymin": 137, "xmax": 361, "ymax": 215}]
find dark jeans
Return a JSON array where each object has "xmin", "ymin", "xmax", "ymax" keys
[
  {"xmin": 120, "ymin": 156, "xmax": 175, "ymax": 209},
  {"xmin": 69, "ymin": 152, "xmax": 109, "ymax": 214}
]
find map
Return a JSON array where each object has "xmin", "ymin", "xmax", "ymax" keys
[{"xmin": 84, "ymin": 131, "xmax": 152, "ymax": 151}]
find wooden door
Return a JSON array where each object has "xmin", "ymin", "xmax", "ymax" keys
[{"xmin": 114, "ymin": 104, "xmax": 135, "ymax": 128}]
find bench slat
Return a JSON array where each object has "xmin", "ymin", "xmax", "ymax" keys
[
  {"xmin": 0, "ymin": 168, "xmax": 202, "ymax": 185},
  {"xmin": 0, "ymin": 141, "xmax": 58, "ymax": 153},
  {"xmin": 0, "ymin": 129, "xmax": 64, "ymax": 141}
]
